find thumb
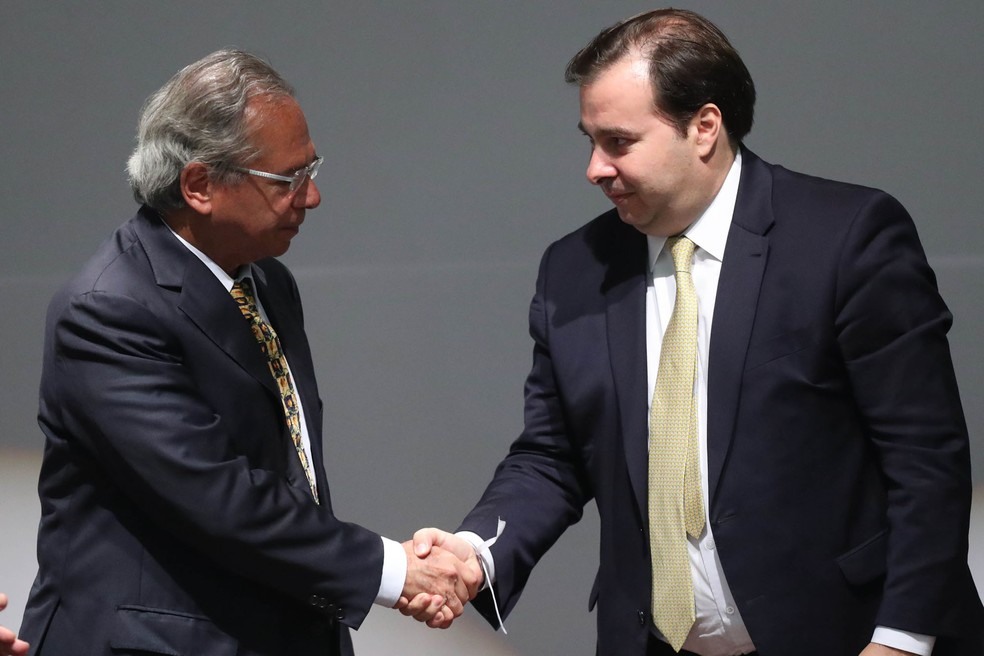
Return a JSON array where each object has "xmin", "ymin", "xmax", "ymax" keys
[{"xmin": 413, "ymin": 527, "xmax": 445, "ymax": 557}]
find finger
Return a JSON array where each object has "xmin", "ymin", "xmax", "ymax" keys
[
  {"xmin": 412, "ymin": 594, "xmax": 446, "ymax": 622},
  {"xmin": 0, "ymin": 593, "xmax": 7, "ymax": 611},
  {"xmin": 443, "ymin": 589, "xmax": 464, "ymax": 618},
  {"xmin": 0, "ymin": 638, "xmax": 31, "ymax": 656},
  {"xmin": 400, "ymin": 593, "xmax": 437, "ymax": 619},
  {"xmin": 450, "ymin": 554, "xmax": 482, "ymax": 601},
  {"xmin": 426, "ymin": 605, "xmax": 454, "ymax": 629},
  {"xmin": 412, "ymin": 527, "xmax": 445, "ymax": 558},
  {"xmin": 405, "ymin": 594, "xmax": 442, "ymax": 622},
  {"xmin": 454, "ymin": 577, "xmax": 471, "ymax": 608},
  {"xmin": 462, "ymin": 555, "xmax": 484, "ymax": 598}
]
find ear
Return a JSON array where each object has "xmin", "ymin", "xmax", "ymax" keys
[
  {"xmin": 690, "ymin": 103, "xmax": 724, "ymax": 158},
  {"xmin": 180, "ymin": 162, "xmax": 214, "ymax": 215}
]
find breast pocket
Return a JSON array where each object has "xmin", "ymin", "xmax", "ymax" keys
[
  {"xmin": 744, "ymin": 326, "xmax": 818, "ymax": 371},
  {"xmin": 110, "ymin": 606, "xmax": 237, "ymax": 656}
]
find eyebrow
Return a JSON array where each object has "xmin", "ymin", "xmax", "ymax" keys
[
  {"xmin": 278, "ymin": 154, "xmax": 321, "ymax": 176},
  {"xmin": 577, "ymin": 122, "xmax": 636, "ymax": 140}
]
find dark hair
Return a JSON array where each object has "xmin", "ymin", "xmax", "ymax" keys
[{"xmin": 565, "ymin": 8, "xmax": 755, "ymax": 142}]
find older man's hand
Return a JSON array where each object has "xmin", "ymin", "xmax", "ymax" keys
[{"xmin": 394, "ymin": 529, "xmax": 484, "ymax": 629}]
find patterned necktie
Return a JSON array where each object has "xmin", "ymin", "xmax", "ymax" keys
[
  {"xmin": 230, "ymin": 277, "xmax": 319, "ymax": 503},
  {"xmin": 648, "ymin": 236, "xmax": 704, "ymax": 651}
]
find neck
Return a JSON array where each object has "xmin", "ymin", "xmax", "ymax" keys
[
  {"xmin": 683, "ymin": 139, "xmax": 738, "ymax": 233},
  {"xmin": 162, "ymin": 208, "xmax": 241, "ymax": 276}
]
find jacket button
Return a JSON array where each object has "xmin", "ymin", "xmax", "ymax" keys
[
  {"xmin": 335, "ymin": 607, "xmax": 346, "ymax": 621},
  {"xmin": 638, "ymin": 610, "xmax": 647, "ymax": 626}
]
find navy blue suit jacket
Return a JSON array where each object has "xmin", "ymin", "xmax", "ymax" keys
[
  {"xmin": 21, "ymin": 207, "xmax": 382, "ymax": 656},
  {"xmin": 460, "ymin": 149, "xmax": 983, "ymax": 655}
]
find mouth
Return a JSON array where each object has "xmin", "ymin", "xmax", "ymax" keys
[
  {"xmin": 605, "ymin": 191, "xmax": 633, "ymax": 205},
  {"xmin": 282, "ymin": 216, "xmax": 304, "ymax": 232}
]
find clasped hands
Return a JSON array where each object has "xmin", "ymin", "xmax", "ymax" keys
[{"xmin": 395, "ymin": 528, "xmax": 483, "ymax": 629}]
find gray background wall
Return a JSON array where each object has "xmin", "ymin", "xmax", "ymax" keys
[{"xmin": 1, "ymin": 1, "xmax": 981, "ymax": 654}]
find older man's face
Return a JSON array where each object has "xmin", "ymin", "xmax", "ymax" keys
[{"xmin": 205, "ymin": 97, "xmax": 321, "ymax": 273}]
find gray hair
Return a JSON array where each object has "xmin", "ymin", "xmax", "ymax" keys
[{"xmin": 126, "ymin": 48, "xmax": 296, "ymax": 212}]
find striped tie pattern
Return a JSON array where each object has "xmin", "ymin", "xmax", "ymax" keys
[
  {"xmin": 648, "ymin": 236, "xmax": 703, "ymax": 651},
  {"xmin": 231, "ymin": 278, "xmax": 319, "ymax": 503}
]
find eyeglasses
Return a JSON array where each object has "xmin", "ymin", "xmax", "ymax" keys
[{"xmin": 233, "ymin": 155, "xmax": 324, "ymax": 194}]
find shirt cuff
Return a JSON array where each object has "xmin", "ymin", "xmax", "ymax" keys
[
  {"xmin": 456, "ymin": 530, "xmax": 495, "ymax": 588},
  {"xmin": 871, "ymin": 626, "xmax": 935, "ymax": 656},
  {"xmin": 374, "ymin": 536, "xmax": 407, "ymax": 608}
]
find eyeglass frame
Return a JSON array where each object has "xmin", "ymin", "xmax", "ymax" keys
[{"xmin": 232, "ymin": 155, "xmax": 324, "ymax": 194}]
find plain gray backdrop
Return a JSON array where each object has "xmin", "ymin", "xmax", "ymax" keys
[{"xmin": 1, "ymin": 1, "xmax": 981, "ymax": 654}]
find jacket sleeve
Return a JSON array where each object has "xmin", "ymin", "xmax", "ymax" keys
[
  {"xmin": 458, "ymin": 242, "xmax": 594, "ymax": 625},
  {"xmin": 833, "ymin": 191, "xmax": 973, "ymax": 636}
]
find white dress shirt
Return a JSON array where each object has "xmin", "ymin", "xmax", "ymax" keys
[
  {"xmin": 645, "ymin": 151, "xmax": 755, "ymax": 656},
  {"xmin": 165, "ymin": 225, "xmax": 407, "ymax": 608}
]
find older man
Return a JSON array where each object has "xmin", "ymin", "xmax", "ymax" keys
[{"xmin": 19, "ymin": 49, "xmax": 478, "ymax": 656}]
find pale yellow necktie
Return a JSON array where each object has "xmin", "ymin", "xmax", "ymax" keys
[
  {"xmin": 648, "ymin": 236, "xmax": 704, "ymax": 651},
  {"xmin": 231, "ymin": 278, "xmax": 319, "ymax": 503}
]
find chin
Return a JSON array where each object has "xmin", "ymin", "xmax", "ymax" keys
[
  {"xmin": 617, "ymin": 211, "xmax": 665, "ymax": 237},
  {"xmin": 263, "ymin": 242, "xmax": 292, "ymax": 260},
  {"xmin": 616, "ymin": 207, "xmax": 646, "ymax": 227}
]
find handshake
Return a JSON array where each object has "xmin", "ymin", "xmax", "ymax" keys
[{"xmin": 396, "ymin": 528, "xmax": 485, "ymax": 629}]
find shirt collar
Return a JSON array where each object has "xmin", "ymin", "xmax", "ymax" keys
[{"xmin": 647, "ymin": 150, "xmax": 742, "ymax": 272}]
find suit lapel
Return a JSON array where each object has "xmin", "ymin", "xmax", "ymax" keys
[
  {"xmin": 133, "ymin": 208, "xmax": 278, "ymax": 396},
  {"xmin": 602, "ymin": 220, "xmax": 651, "ymax": 519},
  {"xmin": 133, "ymin": 209, "xmax": 322, "ymax": 501},
  {"xmin": 706, "ymin": 150, "xmax": 774, "ymax": 507}
]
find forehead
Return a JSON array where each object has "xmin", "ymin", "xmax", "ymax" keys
[
  {"xmin": 245, "ymin": 97, "xmax": 314, "ymax": 166},
  {"xmin": 579, "ymin": 55, "xmax": 658, "ymax": 127}
]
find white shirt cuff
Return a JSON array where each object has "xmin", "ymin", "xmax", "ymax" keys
[
  {"xmin": 456, "ymin": 530, "xmax": 495, "ymax": 588},
  {"xmin": 871, "ymin": 626, "xmax": 935, "ymax": 656},
  {"xmin": 374, "ymin": 536, "xmax": 407, "ymax": 607}
]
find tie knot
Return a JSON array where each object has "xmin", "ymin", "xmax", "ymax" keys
[
  {"xmin": 667, "ymin": 236, "xmax": 696, "ymax": 274},
  {"xmin": 230, "ymin": 278, "xmax": 259, "ymax": 319},
  {"xmin": 230, "ymin": 277, "xmax": 255, "ymax": 301}
]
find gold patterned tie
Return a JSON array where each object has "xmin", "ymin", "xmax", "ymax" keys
[
  {"xmin": 648, "ymin": 236, "xmax": 703, "ymax": 651},
  {"xmin": 230, "ymin": 278, "xmax": 319, "ymax": 503}
]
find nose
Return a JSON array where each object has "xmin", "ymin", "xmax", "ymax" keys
[
  {"xmin": 293, "ymin": 177, "xmax": 321, "ymax": 209},
  {"xmin": 586, "ymin": 147, "xmax": 616, "ymax": 186}
]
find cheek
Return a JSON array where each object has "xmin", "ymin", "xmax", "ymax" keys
[
  {"xmin": 636, "ymin": 157, "xmax": 681, "ymax": 193},
  {"xmin": 623, "ymin": 154, "xmax": 664, "ymax": 187},
  {"xmin": 269, "ymin": 196, "xmax": 299, "ymax": 220}
]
